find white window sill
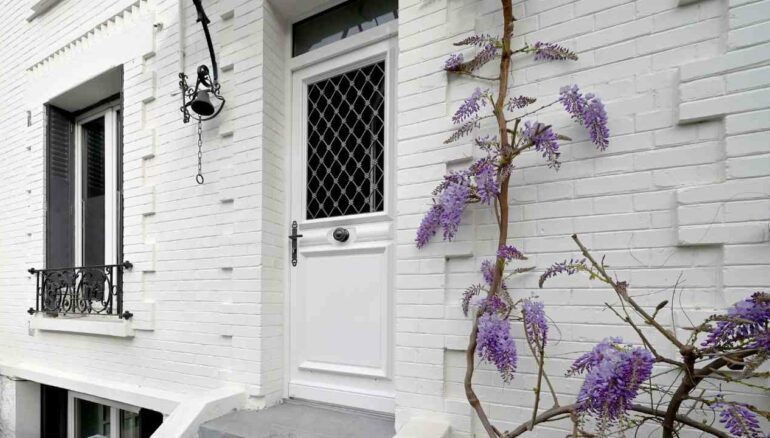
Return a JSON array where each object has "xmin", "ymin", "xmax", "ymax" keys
[{"xmin": 29, "ymin": 314, "xmax": 134, "ymax": 338}]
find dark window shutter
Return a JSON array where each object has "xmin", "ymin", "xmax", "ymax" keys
[{"xmin": 46, "ymin": 105, "xmax": 75, "ymax": 269}]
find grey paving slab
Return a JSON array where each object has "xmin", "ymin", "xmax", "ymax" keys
[{"xmin": 199, "ymin": 399, "xmax": 395, "ymax": 438}]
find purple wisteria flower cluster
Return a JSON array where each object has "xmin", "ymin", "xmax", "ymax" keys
[
  {"xmin": 477, "ymin": 312, "xmax": 518, "ymax": 381},
  {"xmin": 522, "ymin": 298, "xmax": 548, "ymax": 347},
  {"xmin": 532, "ymin": 41, "xmax": 578, "ymax": 61},
  {"xmin": 454, "ymin": 33, "xmax": 496, "ymax": 47},
  {"xmin": 498, "ymin": 244, "xmax": 526, "ymax": 261},
  {"xmin": 538, "ymin": 257, "xmax": 586, "ymax": 288},
  {"xmin": 506, "ymin": 95, "xmax": 536, "ymax": 111},
  {"xmin": 522, "ymin": 121, "xmax": 561, "ymax": 169},
  {"xmin": 714, "ymin": 398, "xmax": 765, "ymax": 438},
  {"xmin": 444, "ymin": 53, "xmax": 464, "ymax": 72},
  {"xmin": 444, "ymin": 34, "xmax": 501, "ymax": 73},
  {"xmin": 452, "ymin": 88, "xmax": 488, "ymax": 124},
  {"xmin": 570, "ymin": 338, "xmax": 654, "ymax": 422},
  {"xmin": 473, "ymin": 158, "xmax": 499, "ymax": 204},
  {"xmin": 702, "ymin": 292, "xmax": 770, "ymax": 351},
  {"xmin": 415, "ymin": 156, "xmax": 505, "ymax": 248},
  {"xmin": 559, "ymin": 85, "xmax": 610, "ymax": 149}
]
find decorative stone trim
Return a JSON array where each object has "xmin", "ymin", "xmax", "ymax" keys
[
  {"xmin": 27, "ymin": 0, "xmax": 63, "ymax": 22},
  {"xmin": 29, "ymin": 314, "xmax": 134, "ymax": 338},
  {"xmin": 27, "ymin": 1, "xmax": 151, "ymax": 73},
  {"xmin": 395, "ymin": 417, "xmax": 451, "ymax": 438}
]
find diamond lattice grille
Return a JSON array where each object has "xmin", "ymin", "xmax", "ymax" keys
[{"xmin": 306, "ymin": 61, "xmax": 385, "ymax": 220}]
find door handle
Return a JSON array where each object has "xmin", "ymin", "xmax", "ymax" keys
[
  {"xmin": 332, "ymin": 227, "xmax": 350, "ymax": 243},
  {"xmin": 288, "ymin": 221, "xmax": 303, "ymax": 267}
]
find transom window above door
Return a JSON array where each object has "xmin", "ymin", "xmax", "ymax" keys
[
  {"xmin": 292, "ymin": 0, "xmax": 398, "ymax": 57},
  {"xmin": 305, "ymin": 61, "xmax": 386, "ymax": 220}
]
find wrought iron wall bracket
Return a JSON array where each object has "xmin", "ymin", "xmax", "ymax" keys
[
  {"xmin": 179, "ymin": 0, "xmax": 226, "ymax": 184},
  {"xmin": 179, "ymin": 0, "xmax": 226, "ymax": 123}
]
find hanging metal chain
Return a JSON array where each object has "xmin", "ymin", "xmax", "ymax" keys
[{"xmin": 196, "ymin": 118, "xmax": 205, "ymax": 184}]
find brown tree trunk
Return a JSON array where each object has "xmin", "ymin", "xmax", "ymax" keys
[{"xmin": 462, "ymin": 1, "xmax": 514, "ymax": 437}]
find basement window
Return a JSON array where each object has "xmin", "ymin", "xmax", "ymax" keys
[
  {"xmin": 292, "ymin": 0, "xmax": 398, "ymax": 56},
  {"xmin": 40, "ymin": 385, "xmax": 163, "ymax": 437}
]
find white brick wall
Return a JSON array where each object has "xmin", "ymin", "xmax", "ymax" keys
[
  {"xmin": 0, "ymin": 0, "xmax": 768, "ymax": 435},
  {"xmin": 395, "ymin": 0, "xmax": 770, "ymax": 436},
  {"xmin": 0, "ymin": 0, "xmax": 284, "ymax": 410}
]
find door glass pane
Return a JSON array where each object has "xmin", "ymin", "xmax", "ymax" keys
[
  {"xmin": 120, "ymin": 411, "xmax": 139, "ymax": 438},
  {"xmin": 75, "ymin": 398, "xmax": 111, "ymax": 438},
  {"xmin": 292, "ymin": 0, "xmax": 398, "ymax": 56},
  {"xmin": 306, "ymin": 61, "xmax": 386, "ymax": 220},
  {"xmin": 82, "ymin": 117, "xmax": 105, "ymax": 266}
]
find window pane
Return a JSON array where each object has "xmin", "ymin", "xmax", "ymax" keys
[
  {"xmin": 306, "ymin": 61, "xmax": 386, "ymax": 219},
  {"xmin": 82, "ymin": 117, "xmax": 105, "ymax": 266},
  {"xmin": 120, "ymin": 411, "xmax": 139, "ymax": 438},
  {"xmin": 41, "ymin": 384, "xmax": 68, "ymax": 438},
  {"xmin": 293, "ymin": 0, "xmax": 398, "ymax": 56},
  {"xmin": 75, "ymin": 399, "xmax": 111, "ymax": 438}
]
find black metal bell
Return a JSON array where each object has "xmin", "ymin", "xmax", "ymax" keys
[{"xmin": 190, "ymin": 90, "xmax": 215, "ymax": 117}]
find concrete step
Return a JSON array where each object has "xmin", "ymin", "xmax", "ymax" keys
[{"xmin": 199, "ymin": 399, "xmax": 395, "ymax": 438}]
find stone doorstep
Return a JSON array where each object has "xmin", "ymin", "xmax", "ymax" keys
[{"xmin": 199, "ymin": 399, "xmax": 396, "ymax": 438}]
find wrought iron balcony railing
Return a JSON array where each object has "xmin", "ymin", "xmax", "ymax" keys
[{"xmin": 27, "ymin": 262, "xmax": 133, "ymax": 319}]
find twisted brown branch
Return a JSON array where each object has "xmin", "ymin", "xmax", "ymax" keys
[
  {"xmin": 462, "ymin": 1, "xmax": 515, "ymax": 436},
  {"xmin": 501, "ymin": 404, "xmax": 730, "ymax": 438}
]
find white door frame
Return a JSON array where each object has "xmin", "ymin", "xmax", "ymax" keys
[{"xmin": 284, "ymin": 23, "xmax": 398, "ymax": 413}]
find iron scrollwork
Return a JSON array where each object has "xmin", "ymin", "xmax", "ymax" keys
[
  {"xmin": 178, "ymin": 0, "xmax": 226, "ymax": 184},
  {"xmin": 27, "ymin": 262, "xmax": 133, "ymax": 319}
]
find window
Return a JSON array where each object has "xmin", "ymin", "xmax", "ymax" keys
[
  {"xmin": 33, "ymin": 68, "xmax": 129, "ymax": 318},
  {"xmin": 46, "ymin": 103, "xmax": 121, "ymax": 269},
  {"xmin": 45, "ymin": 67, "xmax": 123, "ymax": 270},
  {"xmin": 305, "ymin": 61, "xmax": 386, "ymax": 219},
  {"xmin": 292, "ymin": 0, "xmax": 398, "ymax": 56},
  {"xmin": 40, "ymin": 386, "xmax": 163, "ymax": 438},
  {"xmin": 69, "ymin": 391, "xmax": 162, "ymax": 438}
]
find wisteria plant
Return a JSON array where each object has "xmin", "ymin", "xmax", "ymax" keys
[{"xmin": 415, "ymin": 1, "xmax": 770, "ymax": 437}]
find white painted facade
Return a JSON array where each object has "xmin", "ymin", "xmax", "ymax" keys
[{"xmin": 0, "ymin": 0, "xmax": 767, "ymax": 436}]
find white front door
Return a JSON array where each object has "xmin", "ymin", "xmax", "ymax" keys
[{"xmin": 288, "ymin": 39, "xmax": 396, "ymax": 413}]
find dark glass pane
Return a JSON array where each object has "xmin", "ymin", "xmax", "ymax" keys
[
  {"xmin": 138, "ymin": 409, "xmax": 163, "ymax": 438},
  {"xmin": 41, "ymin": 384, "xmax": 68, "ymax": 438},
  {"xmin": 82, "ymin": 117, "xmax": 105, "ymax": 266},
  {"xmin": 76, "ymin": 399, "xmax": 111, "ymax": 437},
  {"xmin": 293, "ymin": 0, "xmax": 398, "ymax": 56},
  {"xmin": 47, "ymin": 106, "xmax": 74, "ymax": 269},
  {"xmin": 120, "ymin": 411, "xmax": 139, "ymax": 438},
  {"xmin": 306, "ymin": 61, "xmax": 385, "ymax": 219}
]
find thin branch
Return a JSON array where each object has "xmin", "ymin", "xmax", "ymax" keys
[
  {"xmin": 571, "ymin": 234, "xmax": 686, "ymax": 351},
  {"xmin": 604, "ymin": 303, "xmax": 683, "ymax": 367},
  {"xmin": 456, "ymin": 71, "xmax": 500, "ymax": 81},
  {"xmin": 500, "ymin": 404, "xmax": 731, "ymax": 438},
  {"xmin": 508, "ymin": 99, "xmax": 561, "ymax": 121}
]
